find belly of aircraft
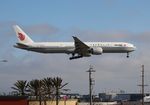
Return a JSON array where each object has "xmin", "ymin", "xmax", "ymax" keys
[
  {"xmin": 102, "ymin": 47, "xmax": 133, "ymax": 53},
  {"xmin": 28, "ymin": 47, "xmax": 73, "ymax": 54}
]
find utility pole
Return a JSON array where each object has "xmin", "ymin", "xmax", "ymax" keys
[
  {"xmin": 138, "ymin": 65, "xmax": 148, "ymax": 105},
  {"xmin": 86, "ymin": 65, "xmax": 95, "ymax": 105}
]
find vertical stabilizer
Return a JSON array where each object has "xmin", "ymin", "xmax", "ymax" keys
[{"xmin": 13, "ymin": 25, "xmax": 34, "ymax": 44}]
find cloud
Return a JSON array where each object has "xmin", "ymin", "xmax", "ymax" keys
[
  {"xmin": 70, "ymin": 28, "xmax": 132, "ymax": 42},
  {"xmin": 0, "ymin": 21, "xmax": 16, "ymax": 29},
  {"xmin": 24, "ymin": 24, "xmax": 60, "ymax": 36},
  {"xmin": 0, "ymin": 22, "xmax": 150, "ymax": 94},
  {"xmin": 135, "ymin": 32, "xmax": 150, "ymax": 43}
]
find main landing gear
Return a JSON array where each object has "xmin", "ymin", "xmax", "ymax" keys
[
  {"xmin": 127, "ymin": 52, "xmax": 129, "ymax": 58},
  {"xmin": 69, "ymin": 53, "xmax": 83, "ymax": 60},
  {"xmin": 69, "ymin": 55, "xmax": 83, "ymax": 60}
]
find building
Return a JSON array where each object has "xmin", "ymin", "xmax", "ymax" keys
[{"xmin": 99, "ymin": 93, "xmax": 144, "ymax": 102}]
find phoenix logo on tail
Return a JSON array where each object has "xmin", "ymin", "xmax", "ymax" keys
[
  {"xmin": 18, "ymin": 33, "xmax": 25, "ymax": 41},
  {"xmin": 13, "ymin": 25, "xmax": 136, "ymax": 60}
]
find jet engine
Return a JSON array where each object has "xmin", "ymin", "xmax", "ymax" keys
[{"xmin": 89, "ymin": 47, "xmax": 103, "ymax": 55}]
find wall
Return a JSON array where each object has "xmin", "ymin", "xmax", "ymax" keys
[
  {"xmin": 0, "ymin": 96, "xmax": 28, "ymax": 105},
  {"xmin": 29, "ymin": 99, "xmax": 78, "ymax": 105},
  {"xmin": 78, "ymin": 102, "xmax": 118, "ymax": 105}
]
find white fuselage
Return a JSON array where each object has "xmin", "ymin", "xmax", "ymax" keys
[{"xmin": 20, "ymin": 42, "xmax": 135, "ymax": 54}]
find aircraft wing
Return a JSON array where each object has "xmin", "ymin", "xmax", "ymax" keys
[{"xmin": 73, "ymin": 36, "xmax": 91, "ymax": 56}]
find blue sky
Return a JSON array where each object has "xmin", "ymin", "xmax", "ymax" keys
[
  {"xmin": 0, "ymin": 0, "xmax": 150, "ymax": 94},
  {"xmin": 1, "ymin": 0, "xmax": 150, "ymax": 32}
]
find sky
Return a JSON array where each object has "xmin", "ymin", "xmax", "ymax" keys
[{"xmin": 0, "ymin": 0, "xmax": 150, "ymax": 95}]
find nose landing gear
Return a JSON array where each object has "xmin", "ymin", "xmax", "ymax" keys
[{"xmin": 127, "ymin": 52, "xmax": 129, "ymax": 58}]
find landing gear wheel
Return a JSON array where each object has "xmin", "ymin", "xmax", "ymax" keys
[
  {"xmin": 127, "ymin": 52, "xmax": 129, "ymax": 58},
  {"xmin": 72, "ymin": 53, "xmax": 75, "ymax": 57}
]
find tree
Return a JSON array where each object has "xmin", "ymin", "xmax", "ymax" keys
[
  {"xmin": 28, "ymin": 79, "xmax": 43, "ymax": 105},
  {"xmin": 11, "ymin": 77, "xmax": 68, "ymax": 105},
  {"xmin": 51, "ymin": 77, "xmax": 68, "ymax": 105},
  {"xmin": 11, "ymin": 80, "xmax": 27, "ymax": 96},
  {"xmin": 27, "ymin": 79, "xmax": 42, "ymax": 100},
  {"xmin": 42, "ymin": 77, "xmax": 53, "ymax": 99}
]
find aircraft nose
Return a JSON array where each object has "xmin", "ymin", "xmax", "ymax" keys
[
  {"xmin": 133, "ymin": 46, "xmax": 136, "ymax": 50},
  {"xmin": 127, "ymin": 44, "xmax": 136, "ymax": 52},
  {"xmin": 131, "ymin": 44, "xmax": 136, "ymax": 51}
]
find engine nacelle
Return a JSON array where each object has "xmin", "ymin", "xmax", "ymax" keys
[{"xmin": 90, "ymin": 47, "xmax": 103, "ymax": 55}]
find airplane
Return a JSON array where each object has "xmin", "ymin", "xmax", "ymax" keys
[{"xmin": 13, "ymin": 25, "xmax": 136, "ymax": 60}]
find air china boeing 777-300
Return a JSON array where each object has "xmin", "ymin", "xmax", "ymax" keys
[{"xmin": 13, "ymin": 25, "xmax": 136, "ymax": 60}]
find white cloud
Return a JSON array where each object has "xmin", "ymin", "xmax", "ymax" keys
[
  {"xmin": 24, "ymin": 24, "xmax": 59, "ymax": 35},
  {"xmin": 0, "ymin": 22, "xmax": 150, "ymax": 94}
]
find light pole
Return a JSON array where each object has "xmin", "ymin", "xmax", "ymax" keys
[{"xmin": 86, "ymin": 65, "xmax": 95, "ymax": 105}]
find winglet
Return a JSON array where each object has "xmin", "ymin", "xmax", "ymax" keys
[
  {"xmin": 72, "ymin": 36, "xmax": 76, "ymax": 39},
  {"xmin": 72, "ymin": 36, "xmax": 83, "ymax": 43},
  {"xmin": 72, "ymin": 36, "xmax": 89, "ymax": 48}
]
